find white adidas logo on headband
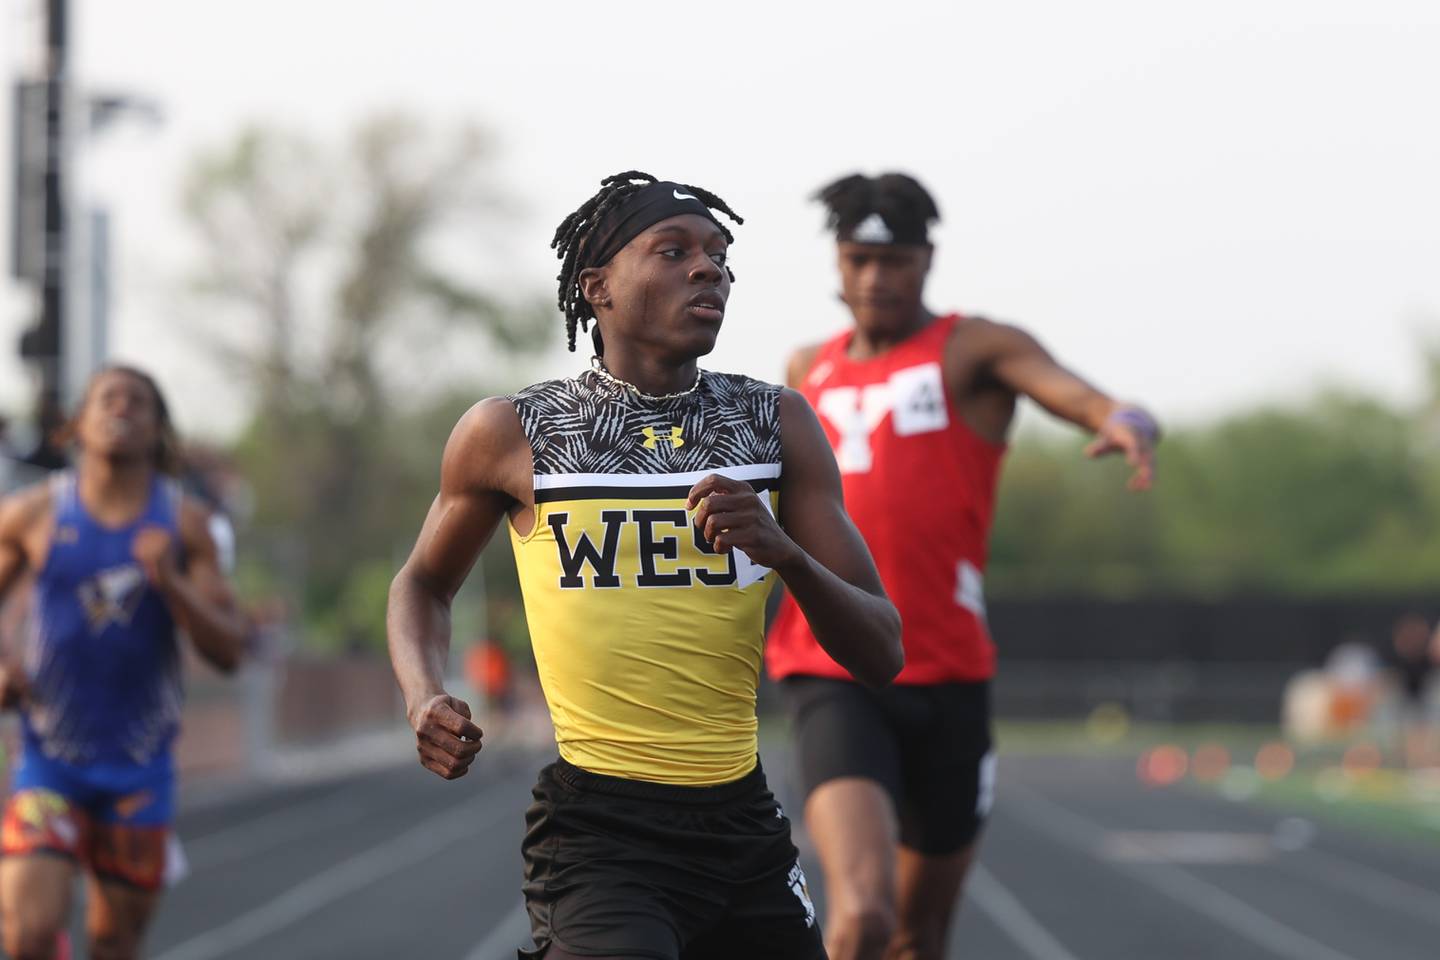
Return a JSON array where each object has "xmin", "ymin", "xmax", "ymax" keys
[{"xmin": 851, "ymin": 213, "xmax": 894, "ymax": 244}]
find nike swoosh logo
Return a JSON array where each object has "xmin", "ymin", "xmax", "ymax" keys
[{"xmin": 673, "ymin": 189, "xmax": 698, "ymax": 201}]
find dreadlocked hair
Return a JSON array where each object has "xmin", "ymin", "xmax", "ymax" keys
[
  {"xmin": 551, "ymin": 170, "xmax": 745, "ymax": 353},
  {"xmin": 814, "ymin": 172, "xmax": 940, "ymax": 240}
]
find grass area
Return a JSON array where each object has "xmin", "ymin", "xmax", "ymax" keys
[
  {"xmin": 996, "ymin": 717, "xmax": 1440, "ymax": 847},
  {"xmin": 1242, "ymin": 768, "xmax": 1440, "ymax": 845},
  {"xmin": 994, "ymin": 718, "xmax": 1281, "ymax": 754},
  {"xmin": 766, "ymin": 709, "xmax": 1440, "ymax": 846}
]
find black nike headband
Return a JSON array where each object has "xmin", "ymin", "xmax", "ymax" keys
[{"xmin": 581, "ymin": 181, "xmax": 727, "ymax": 268}]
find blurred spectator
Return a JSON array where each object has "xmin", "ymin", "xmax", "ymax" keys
[
  {"xmin": 19, "ymin": 395, "xmax": 69, "ymax": 472},
  {"xmin": 1391, "ymin": 613, "xmax": 1438, "ymax": 767},
  {"xmin": 0, "ymin": 415, "xmax": 17, "ymax": 492},
  {"xmin": 466, "ymin": 638, "xmax": 515, "ymax": 722},
  {"xmin": 1326, "ymin": 638, "xmax": 1381, "ymax": 733},
  {"xmin": 1285, "ymin": 636, "xmax": 1384, "ymax": 743}
]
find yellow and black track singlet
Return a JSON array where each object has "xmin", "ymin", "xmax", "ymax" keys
[{"xmin": 509, "ymin": 369, "xmax": 782, "ymax": 785}]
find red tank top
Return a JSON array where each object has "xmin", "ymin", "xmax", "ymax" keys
[{"xmin": 767, "ymin": 314, "xmax": 1007, "ymax": 684}]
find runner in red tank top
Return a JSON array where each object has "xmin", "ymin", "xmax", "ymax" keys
[
  {"xmin": 769, "ymin": 312, "xmax": 1004, "ymax": 686},
  {"xmin": 771, "ymin": 173, "xmax": 1159, "ymax": 960}
]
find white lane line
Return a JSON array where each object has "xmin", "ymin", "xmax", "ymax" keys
[
  {"xmin": 968, "ymin": 862, "xmax": 1084, "ymax": 960},
  {"xmin": 1287, "ymin": 846, "xmax": 1440, "ymax": 931},
  {"xmin": 464, "ymin": 898, "xmax": 532, "ymax": 960},
  {"xmin": 1003, "ymin": 783, "xmax": 1361, "ymax": 960},
  {"xmin": 185, "ymin": 784, "xmax": 369, "ymax": 870},
  {"xmin": 154, "ymin": 786, "xmax": 518, "ymax": 960}
]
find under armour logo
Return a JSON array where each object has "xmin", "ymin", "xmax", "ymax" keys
[{"xmin": 641, "ymin": 426, "xmax": 685, "ymax": 449}]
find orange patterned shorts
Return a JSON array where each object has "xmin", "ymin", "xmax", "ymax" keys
[{"xmin": 2, "ymin": 788, "xmax": 169, "ymax": 890}]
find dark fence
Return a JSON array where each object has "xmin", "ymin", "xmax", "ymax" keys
[{"xmin": 988, "ymin": 596, "xmax": 1440, "ymax": 723}]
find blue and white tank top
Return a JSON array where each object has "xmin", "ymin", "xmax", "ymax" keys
[{"xmin": 21, "ymin": 471, "xmax": 184, "ymax": 767}]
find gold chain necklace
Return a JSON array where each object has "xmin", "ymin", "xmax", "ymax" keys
[{"xmin": 589, "ymin": 356, "xmax": 703, "ymax": 401}]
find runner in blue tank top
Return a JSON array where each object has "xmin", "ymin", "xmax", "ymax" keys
[{"xmin": 0, "ymin": 366, "xmax": 247, "ymax": 960}]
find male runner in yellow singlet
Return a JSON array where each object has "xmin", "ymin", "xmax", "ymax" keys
[{"xmin": 387, "ymin": 172, "xmax": 903, "ymax": 960}]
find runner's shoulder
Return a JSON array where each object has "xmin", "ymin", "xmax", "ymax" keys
[
  {"xmin": 777, "ymin": 387, "xmax": 834, "ymax": 470},
  {"xmin": 784, "ymin": 342, "xmax": 827, "ymax": 388},
  {"xmin": 453, "ymin": 395, "xmax": 528, "ymax": 450},
  {"xmin": 947, "ymin": 312, "xmax": 999, "ymax": 345},
  {"xmin": 945, "ymin": 314, "xmax": 1045, "ymax": 375},
  {"xmin": 0, "ymin": 481, "xmax": 53, "ymax": 540},
  {"xmin": 949, "ymin": 313, "xmax": 1040, "ymax": 351},
  {"xmin": 443, "ymin": 396, "xmax": 531, "ymax": 496}
]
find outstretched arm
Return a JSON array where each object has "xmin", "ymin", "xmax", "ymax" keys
[
  {"xmin": 687, "ymin": 389, "xmax": 902, "ymax": 687},
  {"xmin": 977, "ymin": 321, "xmax": 1159, "ymax": 490},
  {"xmin": 387, "ymin": 397, "xmax": 526, "ymax": 780}
]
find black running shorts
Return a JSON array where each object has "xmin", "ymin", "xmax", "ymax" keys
[
  {"xmin": 780, "ymin": 676, "xmax": 995, "ymax": 855},
  {"xmin": 519, "ymin": 756, "xmax": 826, "ymax": 959}
]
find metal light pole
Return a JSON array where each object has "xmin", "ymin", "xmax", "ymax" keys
[
  {"xmin": 15, "ymin": 0, "xmax": 69, "ymax": 450},
  {"xmin": 12, "ymin": 1, "xmax": 160, "ymax": 457}
]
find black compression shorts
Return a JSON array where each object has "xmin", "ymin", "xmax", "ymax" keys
[
  {"xmin": 781, "ymin": 676, "xmax": 995, "ymax": 855},
  {"xmin": 519, "ymin": 756, "xmax": 826, "ymax": 959}
]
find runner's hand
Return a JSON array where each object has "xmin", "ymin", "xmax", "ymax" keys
[
  {"xmin": 0, "ymin": 660, "xmax": 29, "ymax": 711},
  {"xmin": 132, "ymin": 526, "xmax": 180, "ymax": 588},
  {"xmin": 409, "ymin": 693, "xmax": 483, "ymax": 780},
  {"xmin": 686, "ymin": 474, "xmax": 800, "ymax": 570},
  {"xmin": 1085, "ymin": 416, "xmax": 1156, "ymax": 492}
]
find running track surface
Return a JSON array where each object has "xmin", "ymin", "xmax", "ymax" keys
[{"xmin": 126, "ymin": 745, "xmax": 1440, "ymax": 960}]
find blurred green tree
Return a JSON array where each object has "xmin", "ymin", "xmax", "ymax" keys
[
  {"xmin": 182, "ymin": 115, "xmax": 552, "ymax": 652},
  {"xmin": 990, "ymin": 374, "xmax": 1440, "ymax": 597}
]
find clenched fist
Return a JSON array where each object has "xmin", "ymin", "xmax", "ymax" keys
[
  {"xmin": 409, "ymin": 693, "xmax": 484, "ymax": 781},
  {"xmin": 686, "ymin": 473, "xmax": 799, "ymax": 571},
  {"xmin": 132, "ymin": 526, "xmax": 179, "ymax": 589}
]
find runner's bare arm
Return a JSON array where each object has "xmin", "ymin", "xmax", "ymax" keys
[
  {"xmin": 0, "ymin": 487, "xmax": 45, "ymax": 708},
  {"xmin": 387, "ymin": 397, "xmax": 526, "ymax": 779},
  {"xmin": 764, "ymin": 346, "xmax": 828, "ymax": 617},
  {"xmin": 0, "ymin": 491, "xmax": 34, "ymax": 602},
  {"xmin": 689, "ymin": 390, "xmax": 902, "ymax": 687},
  {"xmin": 132, "ymin": 501, "xmax": 248, "ymax": 673},
  {"xmin": 971, "ymin": 320, "xmax": 1158, "ymax": 490},
  {"xmin": 774, "ymin": 389, "xmax": 902, "ymax": 685}
]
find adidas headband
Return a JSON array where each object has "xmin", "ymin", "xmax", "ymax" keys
[{"xmin": 836, "ymin": 210, "xmax": 930, "ymax": 246}]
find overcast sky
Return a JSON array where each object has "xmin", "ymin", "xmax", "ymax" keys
[{"xmin": 3, "ymin": 0, "xmax": 1439, "ymax": 439}]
